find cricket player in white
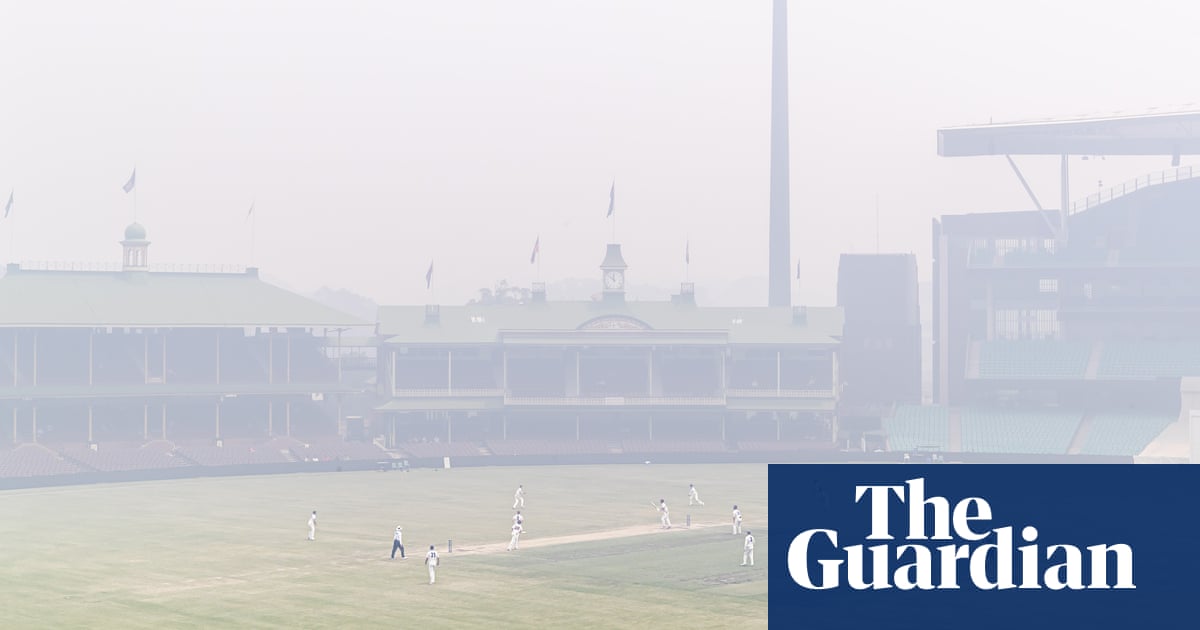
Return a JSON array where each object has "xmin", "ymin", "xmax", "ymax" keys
[
  {"xmin": 513, "ymin": 484, "xmax": 525, "ymax": 509},
  {"xmin": 425, "ymin": 545, "xmax": 439, "ymax": 584},
  {"xmin": 307, "ymin": 510, "xmax": 317, "ymax": 540},
  {"xmin": 391, "ymin": 526, "xmax": 405, "ymax": 559},
  {"xmin": 507, "ymin": 522, "xmax": 524, "ymax": 551},
  {"xmin": 657, "ymin": 499, "xmax": 672, "ymax": 529},
  {"xmin": 688, "ymin": 484, "xmax": 705, "ymax": 506},
  {"xmin": 732, "ymin": 505, "xmax": 742, "ymax": 535},
  {"xmin": 513, "ymin": 511, "xmax": 523, "ymax": 527},
  {"xmin": 741, "ymin": 531, "xmax": 755, "ymax": 566}
]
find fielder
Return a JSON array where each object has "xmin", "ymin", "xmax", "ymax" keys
[
  {"xmin": 513, "ymin": 511, "xmax": 524, "ymax": 527},
  {"xmin": 307, "ymin": 510, "xmax": 317, "ymax": 540},
  {"xmin": 391, "ymin": 525, "xmax": 406, "ymax": 559},
  {"xmin": 688, "ymin": 484, "xmax": 705, "ymax": 506},
  {"xmin": 425, "ymin": 545, "xmax": 440, "ymax": 584},
  {"xmin": 656, "ymin": 499, "xmax": 672, "ymax": 529},
  {"xmin": 513, "ymin": 484, "xmax": 525, "ymax": 509},
  {"xmin": 507, "ymin": 521, "xmax": 524, "ymax": 551},
  {"xmin": 732, "ymin": 505, "xmax": 742, "ymax": 535},
  {"xmin": 742, "ymin": 530, "xmax": 755, "ymax": 566}
]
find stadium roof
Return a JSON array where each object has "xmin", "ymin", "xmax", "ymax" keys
[
  {"xmin": 378, "ymin": 302, "xmax": 843, "ymax": 345},
  {"xmin": 938, "ymin": 108, "xmax": 1200, "ymax": 157},
  {"xmin": 0, "ymin": 265, "xmax": 366, "ymax": 328}
]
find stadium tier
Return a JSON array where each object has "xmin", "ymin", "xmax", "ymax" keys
[
  {"xmin": 1097, "ymin": 342, "xmax": 1200, "ymax": 379},
  {"xmin": 1079, "ymin": 412, "xmax": 1177, "ymax": 456},
  {"xmin": 977, "ymin": 340, "xmax": 1091, "ymax": 379},
  {"xmin": 883, "ymin": 405, "xmax": 950, "ymax": 452},
  {"xmin": 959, "ymin": 409, "xmax": 1081, "ymax": 455}
]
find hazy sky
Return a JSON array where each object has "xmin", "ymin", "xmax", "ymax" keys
[{"xmin": 2, "ymin": 0, "xmax": 1198, "ymax": 307}]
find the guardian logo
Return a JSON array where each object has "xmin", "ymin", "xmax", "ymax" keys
[{"xmin": 787, "ymin": 478, "xmax": 1135, "ymax": 591}]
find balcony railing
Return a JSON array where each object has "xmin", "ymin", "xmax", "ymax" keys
[
  {"xmin": 725, "ymin": 388, "xmax": 835, "ymax": 398},
  {"xmin": 1071, "ymin": 166, "xmax": 1197, "ymax": 214},
  {"xmin": 503, "ymin": 395, "xmax": 726, "ymax": 406},
  {"xmin": 392, "ymin": 388, "xmax": 502, "ymax": 397}
]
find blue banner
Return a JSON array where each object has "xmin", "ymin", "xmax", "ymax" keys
[{"xmin": 768, "ymin": 464, "xmax": 1200, "ymax": 629}]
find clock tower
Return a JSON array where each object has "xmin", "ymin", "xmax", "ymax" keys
[{"xmin": 600, "ymin": 243, "xmax": 628, "ymax": 303}]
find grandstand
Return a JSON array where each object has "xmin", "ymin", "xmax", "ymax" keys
[
  {"xmin": 0, "ymin": 224, "xmax": 379, "ymax": 481},
  {"xmin": 877, "ymin": 110, "xmax": 1200, "ymax": 460},
  {"xmin": 373, "ymin": 243, "xmax": 842, "ymax": 460}
]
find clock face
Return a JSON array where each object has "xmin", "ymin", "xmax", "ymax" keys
[{"xmin": 604, "ymin": 270, "xmax": 624, "ymax": 289}]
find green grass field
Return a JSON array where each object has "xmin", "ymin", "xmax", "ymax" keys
[{"xmin": 0, "ymin": 463, "xmax": 768, "ymax": 629}]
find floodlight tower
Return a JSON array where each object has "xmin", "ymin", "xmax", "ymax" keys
[{"xmin": 768, "ymin": 0, "xmax": 792, "ymax": 307}]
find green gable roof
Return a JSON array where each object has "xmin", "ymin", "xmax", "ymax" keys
[
  {"xmin": 0, "ymin": 266, "xmax": 366, "ymax": 328},
  {"xmin": 378, "ymin": 301, "xmax": 842, "ymax": 345}
]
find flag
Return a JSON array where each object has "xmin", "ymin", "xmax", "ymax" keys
[
  {"xmin": 685, "ymin": 240, "xmax": 690, "ymax": 264},
  {"xmin": 606, "ymin": 180, "xmax": 615, "ymax": 217},
  {"xmin": 530, "ymin": 236, "xmax": 540, "ymax": 264},
  {"xmin": 425, "ymin": 261, "xmax": 433, "ymax": 289},
  {"xmin": 122, "ymin": 168, "xmax": 137, "ymax": 193},
  {"xmin": 246, "ymin": 201, "xmax": 255, "ymax": 220},
  {"xmin": 3, "ymin": 190, "xmax": 11, "ymax": 219}
]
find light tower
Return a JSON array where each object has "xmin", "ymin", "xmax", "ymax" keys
[{"xmin": 768, "ymin": 0, "xmax": 792, "ymax": 307}]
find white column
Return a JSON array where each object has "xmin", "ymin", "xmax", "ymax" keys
[
  {"xmin": 776, "ymin": 350, "xmax": 781, "ymax": 395},
  {"xmin": 268, "ymin": 401, "xmax": 274, "ymax": 436},
  {"xmin": 161, "ymin": 404, "xmax": 167, "ymax": 440},
  {"xmin": 286, "ymin": 401, "xmax": 292, "ymax": 436},
  {"xmin": 647, "ymin": 349, "xmax": 653, "ymax": 396},
  {"xmin": 215, "ymin": 332, "xmax": 222, "ymax": 385},
  {"xmin": 143, "ymin": 404, "xmax": 149, "ymax": 440},
  {"xmin": 337, "ymin": 328, "xmax": 344, "ymax": 385}
]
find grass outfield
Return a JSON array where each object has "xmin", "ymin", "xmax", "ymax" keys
[{"xmin": 0, "ymin": 463, "xmax": 768, "ymax": 629}]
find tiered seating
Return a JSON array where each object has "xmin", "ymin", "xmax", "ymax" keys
[
  {"xmin": 959, "ymin": 409, "xmax": 1081, "ymax": 454},
  {"xmin": 61, "ymin": 441, "xmax": 191, "ymax": 472},
  {"xmin": 176, "ymin": 439, "xmax": 293, "ymax": 466},
  {"xmin": 621, "ymin": 439, "xmax": 726, "ymax": 454},
  {"xmin": 884, "ymin": 406, "xmax": 950, "ymax": 452},
  {"xmin": 977, "ymin": 341, "xmax": 1091, "ymax": 379},
  {"xmin": 0, "ymin": 444, "xmax": 85, "ymax": 477},
  {"xmin": 487, "ymin": 439, "xmax": 610, "ymax": 456},
  {"xmin": 1097, "ymin": 342, "xmax": 1200, "ymax": 378},
  {"xmin": 1080, "ymin": 413, "xmax": 1177, "ymax": 456},
  {"xmin": 394, "ymin": 441, "xmax": 485, "ymax": 458},
  {"xmin": 292, "ymin": 436, "xmax": 385, "ymax": 461}
]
